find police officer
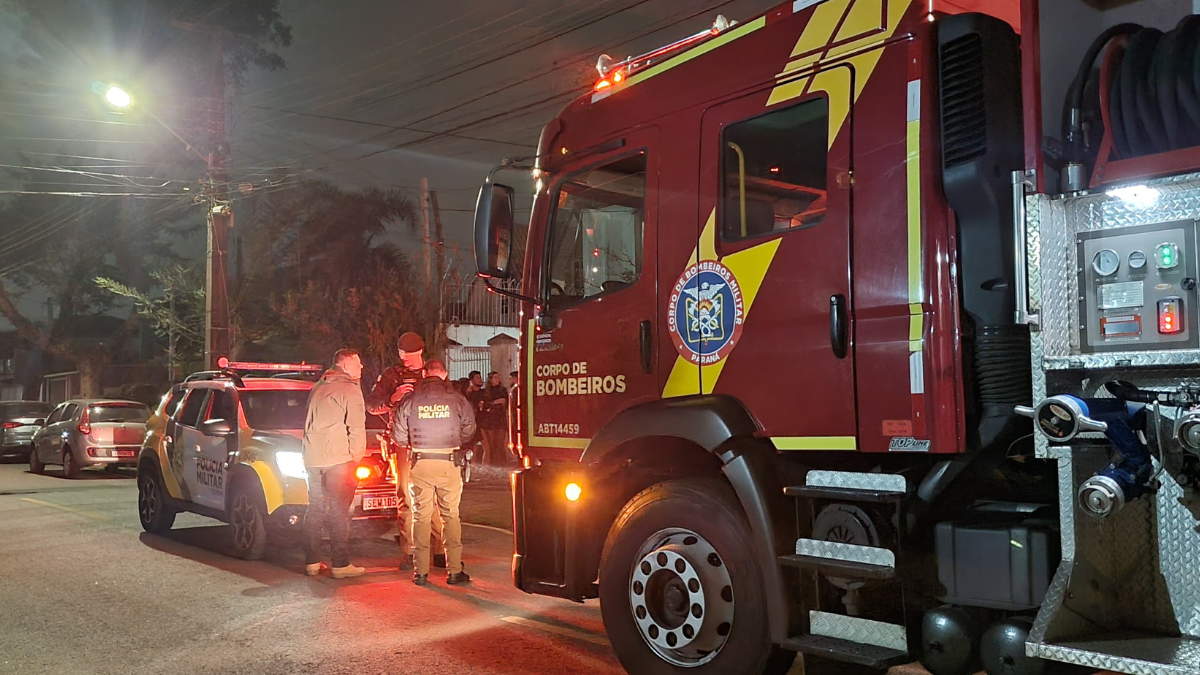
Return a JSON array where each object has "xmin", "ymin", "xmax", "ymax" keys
[
  {"xmin": 392, "ymin": 359, "xmax": 476, "ymax": 586},
  {"xmin": 366, "ymin": 331, "xmax": 445, "ymax": 571}
]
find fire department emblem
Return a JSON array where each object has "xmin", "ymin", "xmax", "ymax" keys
[{"xmin": 668, "ymin": 260, "xmax": 745, "ymax": 364}]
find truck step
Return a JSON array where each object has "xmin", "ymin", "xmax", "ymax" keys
[
  {"xmin": 783, "ymin": 485, "xmax": 904, "ymax": 503},
  {"xmin": 778, "ymin": 553, "xmax": 895, "ymax": 580},
  {"xmin": 781, "ymin": 634, "xmax": 910, "ymax": 669}
]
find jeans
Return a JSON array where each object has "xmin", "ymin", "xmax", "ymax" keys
[{"xmin": 303, "ymin": 461, "xmax": 357, "ymax": 568}]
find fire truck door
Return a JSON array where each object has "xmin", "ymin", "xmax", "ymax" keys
[
  {"xmin": 528, "ymin": 134, "xmax": 658, "ymax": 451},
  {"xmin": 694, "ymin": 70, "xmax": 857, "ymax": 448}
]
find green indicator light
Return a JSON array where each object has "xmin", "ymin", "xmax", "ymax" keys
[{"xmin": 1157, "ymin": 243, "xmax": 1180, "ymax": 270}]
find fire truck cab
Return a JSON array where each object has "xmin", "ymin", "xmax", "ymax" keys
[{"xmin": 474, "ymin": 1, "xmax": 1200, "ymax": 673}]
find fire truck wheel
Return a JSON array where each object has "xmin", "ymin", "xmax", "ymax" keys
[
  {"xmin": 137, "ymin": 464, "xmax": 176, "ymax": 534},
  {"xmin": 599, "ymin": 478, "xmax": 795, "ymax": 675},
  {"xmin": 229, "ymin": 482, "xmax": 269, "ymax": 560}
]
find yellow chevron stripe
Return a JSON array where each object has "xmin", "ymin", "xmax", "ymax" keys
[{"xmin": 773, "ymin": 436, "xmax": 858, "ymax": 451}]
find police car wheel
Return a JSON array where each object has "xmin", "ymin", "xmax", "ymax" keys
[
  {"xmin": 599, "ymin": 478, "xmax": 795, "ymax": 675},
  {"xmin": 229, "ymin": 483, "xmax": 268, "ymax": 560},
  {"xmin": 137, "ymin": 465, "xmax": 176, "ymax": 534}
]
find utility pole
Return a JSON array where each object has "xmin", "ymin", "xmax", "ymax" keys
[
  {"xmin": 418, "ymin": 177, "xmax": 434, "ymax": 340},
  {"xmin": 173, "ymin": 20, "xmax": 232, "ymax": 370},
  {"xmin": 430, "ymin": 190, "xmax": 447, "ymax": 360},
  {"xmin": 204, "ymin": 30, "xmax": 231, "ymax": 370}
]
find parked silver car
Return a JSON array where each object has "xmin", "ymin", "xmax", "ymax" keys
[
  {"xmin": 0, "ymin": 401, "xmax": 51, "ymax": 460},
  {"xmin": 30, "ymin": 399, "xmax": 150, "ymax": 478}
]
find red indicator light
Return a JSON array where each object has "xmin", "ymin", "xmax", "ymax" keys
[
  {"xmin": 1159, "ymin": 297, "xmax": 1184, "ymax": 334},
  {"xmin": 768, "ymin": 165, "xmax": 781, "ymax": 174},
  {"xmin": 355, "ymin": 466, "xmax": 372, "ymax": 481},
  {"xmin": 217, "ymin": 356, "xmax": 229, "ymax": 369},
  {"xmin": 2, "ymin": 421, "xmax": 19, "ymax": 429},
  {"xmin": 593, "ymin": 248, "xmax": 600, "ymax": 257}
]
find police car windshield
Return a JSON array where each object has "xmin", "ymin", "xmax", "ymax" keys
[{"xmin": 241, "ymin": 390, "xmax": 309, "ymax": 430}]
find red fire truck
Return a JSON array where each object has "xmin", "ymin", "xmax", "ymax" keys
[{"xmin": 473, "ymin": 1, "xmax": 1200, "ymax": 673}]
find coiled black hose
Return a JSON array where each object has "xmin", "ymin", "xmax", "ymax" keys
[
  {"xmin": 976, "ymin": 327, "xmax": 1031, "ymax": 406},
  {"xmin": 1070, "ymin": 16, "xmax": 1200, "ymax": 161}
]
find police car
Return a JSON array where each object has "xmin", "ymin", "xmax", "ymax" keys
[{"xmin": 136, "ymin": 359, "xmax": 399, "ymax": 560}]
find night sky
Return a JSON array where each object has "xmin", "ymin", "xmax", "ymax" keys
[{"xmin": 0, "ymin": 0, "xmax": 782, "ymax": 323}]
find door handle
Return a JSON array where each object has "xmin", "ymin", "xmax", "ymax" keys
[
  {"xmin": 639, "ymin": 320, "xmax": 653, "ymax": 374},
  {"xmin": 829, "ymin": 294, "xmax": 848, "ymax": 359}
]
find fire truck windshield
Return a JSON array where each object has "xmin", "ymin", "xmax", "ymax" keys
[{"xmin": 546, "ymin": 152, "xmax": 646, "ymax": 311}]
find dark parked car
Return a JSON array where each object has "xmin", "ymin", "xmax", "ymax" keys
[{"xmin": 0, "ymin": 401, "xmax": 51, "ymax": 460}]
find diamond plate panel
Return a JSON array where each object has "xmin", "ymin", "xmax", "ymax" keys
[
  {"xmin": 1032, "ymin": 638, "xmax": 1200, "ymax": 675},
  {"xmin": 805, "ymin": 470, "xmax": 905, "ymax": 493},
  {"xmin": 808, "ymin": 611, "xmax": 907, "ymax": 652},
  {"xmin": 794, "ymin": 539, "xmax": 895, "ymax": 567}
]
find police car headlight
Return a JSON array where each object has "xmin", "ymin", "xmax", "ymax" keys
[{"xmin": 275, "ymin": 451, "xmax": 307, "ymax": 479}]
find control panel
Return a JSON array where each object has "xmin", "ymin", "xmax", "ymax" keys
[{"xmin": 1078, "ymin": 219, "xmax": 1199, "ymax": 353}]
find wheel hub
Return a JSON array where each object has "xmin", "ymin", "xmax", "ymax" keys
[{"xmin": 628, "ymin": 529, "xmax": 735, "ymax": 667}]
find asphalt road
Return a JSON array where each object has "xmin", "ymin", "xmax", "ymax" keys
[
  {"xmin": 0, "ymin": 461, "xmax": 948, "ymax": 675},
  {"xmin": 0, "ymin": 461, "xmax": 625, "ymax": 675}
]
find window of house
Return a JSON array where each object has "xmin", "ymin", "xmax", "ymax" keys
[
  {"xmin": 721, "ymin": 97, "xmax": 829, "ymax": 241},
  {"xmin": 545, "ymin": 152, "xmax": 646, "ymax": 311}
]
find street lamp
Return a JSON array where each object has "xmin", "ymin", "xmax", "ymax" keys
[{"xmin": 104, "ymin": 86, "xmax": 132, "ymax": 109}]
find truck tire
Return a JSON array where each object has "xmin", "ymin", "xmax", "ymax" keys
[
  {"xmin": 137, "ymin": 463, "xmax": 176, "ymax": 534},
  {"xmin": 599, "ymin": 477, "xmax": 795, "ymax": 675},
  {"xmin": 229, "ymin": 481, "xmax": 269, "ymax": 561}
]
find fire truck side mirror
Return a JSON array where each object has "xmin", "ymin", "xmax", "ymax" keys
[{"xmin": 474, "ymin": 182, "xmax": 515, "ymax": 279}]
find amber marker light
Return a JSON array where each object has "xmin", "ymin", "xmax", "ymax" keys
[{"xmin": 565, "ymin": 482, "xmax": 583, "ymax": 502}]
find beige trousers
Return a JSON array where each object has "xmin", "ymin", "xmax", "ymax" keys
[{"xmin": 410, "ymin": 458, "xmax": 464, "ymax": 576}]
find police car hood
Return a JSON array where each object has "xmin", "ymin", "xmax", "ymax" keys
[{"xmin": 251, "ymin": 429, "xmax": 303, "ymax": 446}]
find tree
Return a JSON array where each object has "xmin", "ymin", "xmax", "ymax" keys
[
  {"xmin": 96, "ymin": 265, "xmax": 206, "ymax": 381},
  {"xmin": 0, "ymin": 0, "xmax": 291, "ymax": 395},
  {"xmin": 232, "ymin": 180, "xmax": 424, "ymax": 376}
]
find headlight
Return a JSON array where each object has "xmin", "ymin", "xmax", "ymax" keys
[{"xmin": 276, "ymin": 451, "xmax": 307, "ymax": 479}]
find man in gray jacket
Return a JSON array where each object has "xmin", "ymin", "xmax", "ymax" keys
[
  {"xmin": 303, "ymin": 348, "xmax": 367, "ymax": 579},
  {"xmin": 393, "ymin": 360, "xmax": 476, "ymax": 586}
]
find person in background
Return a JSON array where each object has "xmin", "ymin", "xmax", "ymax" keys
[
  {"xmin": 393, "ymin": 360, "xmax": 476, "ymax": 586},
  {"xmin": 465, "ymin": 370, "xmax": 485, "ymax": 464},
  {"xmin": 507, "ymin": 370, "xmax": 520, "ymax": 464},
  {"xmin": 480, "ymin": 371, "xmax": 508, "ymax": 465},
  {"xmin": 302, "ymin": 348, "xmax": 367, "ymax": 579}
]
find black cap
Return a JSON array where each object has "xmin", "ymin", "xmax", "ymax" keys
[{"xmin": 397, "ymin": 332, "xmax": 425, "ymax": 352}]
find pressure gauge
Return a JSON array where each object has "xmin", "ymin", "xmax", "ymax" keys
[
  {"xmin": 1129, "ymin": 250, "xmax": 1147, "ymax": 270},
  {"xmin": 1092, "ymin": 249, "xmax": 1120, "ymax": 277},
  {"xmin": 1156, "ymin": 242, "xmax": 1180, "ymax": 270}
]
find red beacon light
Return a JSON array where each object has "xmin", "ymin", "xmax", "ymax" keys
[{"xmin": 220, "ymin": 359, "xmax": 324, "ymax": 373}]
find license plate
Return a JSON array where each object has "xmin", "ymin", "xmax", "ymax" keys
[
  {"xmin": 114, "ymin": 449, "xmax": 135, "ymax": 458},
  {"xmin": 362, "ymin": 494, "xmax": 398, "ymax": 511}
]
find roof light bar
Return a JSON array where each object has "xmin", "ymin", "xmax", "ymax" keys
[
  {"xmin": 594, "ymin": 14, "xmax": 736, "ymax": 91},
  {"xmin": 216, "ymin": 357, "xmax": 323, "ymax": 373}
]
